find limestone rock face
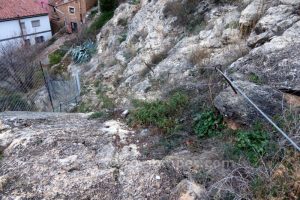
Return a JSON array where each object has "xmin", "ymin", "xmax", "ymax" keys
[
  {"xmin": 230, "ymin": 20, "xmax": 300, "ymax": 91},
  {"xmin": 83, "ymin": 0, "xmax": 246, "ymax": 106},
  {"xmin": 239, "ymin": 0, "xmax": 264, "ymax": 37},
  {"xmin": 247, "ymin": 4, "xmax": 300, "ymax": 47},
  {"xmin": 76, "ymin": 0, "xmax": 300, "ymax": 123},
  {"xmin": 0, "ymin": 112, "xmax": 215, "ymax": 199},
  {"xmin": 214, "ymin": 81, "xmax": 285, "ymax": 125}
]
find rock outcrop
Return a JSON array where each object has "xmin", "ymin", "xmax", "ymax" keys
[
  {"xmin": 2, "ymin": 0, "xmax": 300, "ymax": 198},
  {"xmin": 214, "ymin": 81, "xmax": 286, "ymax": 125},
  {"xmin": 78, "ymin": 0, "xmax": 300, "ymax": 124},
  {"xmin": 0, "ymin": 112, "xmax": 218, "ymax": 199}
]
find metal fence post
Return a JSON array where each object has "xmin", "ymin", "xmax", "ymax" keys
[
  {"xmin": 75, "ymin": 72, "xmax": 81, "ymax": 96},
  {"xmin": 40, "ymin": 61, "xmax": 55, "ymax": 112}
]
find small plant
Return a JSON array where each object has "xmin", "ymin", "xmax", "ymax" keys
[
  {"xmin": 76, "ymin": 102, "xmax": 92, "ymax": 113},
  {"xmin": 225, "ymin": 21, "xmax": 239, "ymax": 29},
  {"xmin": 250, "ymin": 150, "xmax": 300, "ymax": 199},
  {"xmin": 194, "ymin": 170, "xmax": 212, "ymax": 185},
  {"xmin": 189, "ymin": 48, "xmax": 211, "ymax": 67},
  {"xmin": 248, "ymin": 72, "xmax": 263, "ymax": 85},
  {"xmin": 50, "ymin": 64, "xmax": 66, "ymax": 75},
  {"xmin": 235, "ymin": 125, "xmax": 271, "ymax": 164},
  {"xmin": 49, "ymin": 49, "xmax": 66, "ymax": 66},
  {"xmin": 87, "ymin": 11, "xmax": 114, "ymax": 34},
  {"xmin": 130, "ymin": 92, "xmax": 189, "ymax": 133},
  {"xmin": 95, "ymin": 83, "xmax": 115, "ymax": 109},
  {"xmin": 193, "ymin": 109, "xmax": 224, "ymax": 138},
  {"xmin": 71, "ymin": 40, "xmax": 96, "ymax": 64},
  {"xmin": 157, "ymin": 133, "xmax": 184, "ymax": 153},
  {"xmin": 118, "ymin": 33, "xmax": 127, "ymax": 43}
]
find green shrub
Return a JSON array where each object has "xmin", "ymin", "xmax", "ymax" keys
[
  {"xmin": 49, "ymin": 49, "xmax": 66, "ymax": 66},
  {"xmin": 87, "ymin": 11, "xmax": 114, "ymax": 34},
  {"xmin": 130, "ymin": 92, "xmax": 189, "ymax": 134},
  {"xmin": 248, "ymin": 72, "xmax": 263, "ymax": 85},
  {"xmin": 235, "ymin": 125, "xmax": 271, "ymax": 164},
  {"xmin": 100, "ymin": 0, "xmax": 117, "ymax": 12},
  {"xmin": 193, "ymin": 109, "xmax": 224, "ymax": 138}
]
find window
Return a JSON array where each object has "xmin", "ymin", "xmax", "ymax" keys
[
  {"xmin": 35, "ymin": 36, "xmax": 44, "ymax": 44},
  {"xmin": 69, "ymin": 7, "xmax": 75, "ymax": 14},
  {"xmin": 31, "ymin": 20, "xmax": 40, "ymax": 27}
]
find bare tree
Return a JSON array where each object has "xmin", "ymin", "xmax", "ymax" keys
[{"xmin": 0, "ymin": 40, "xmax": 43, "ymax": 93}]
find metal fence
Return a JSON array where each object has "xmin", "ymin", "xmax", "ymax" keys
[
  {"xmin": 44, "ymin": 70, "xmax": 81, "ymax": 112},
  {"xmin": 0, "ymin": 59, "xmax": 80, "ymax": 112}
]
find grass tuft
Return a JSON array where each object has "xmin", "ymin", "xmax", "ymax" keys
[
  {"xmin": 87, "ymin": 11, "xmax": 114, "ymax": 34},
  {"xmin": 193, "ymin": 109, "xmax": 224, "ymax": 138},
  {"xmin": 49, "ymin": 49, "xmax": 66, "ymax": 66},
  {"xmin": 130, "ymin": 92, "xmax": 189, "ymax": 134}
]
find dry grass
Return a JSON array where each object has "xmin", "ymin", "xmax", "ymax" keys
[
  {"xmin": 163, "ymin": 0, "xmax": 199, "ymax": 26},
  {"xmin": 189, "ymin": 48, "xmax": 212, "ymax": 67},
  {"xmin": 205, "ymin": 105, "xmax": 300, "ymax": 199},
  {"xmin": 205, "ymin": 148, "xmax": 300, "ymax": 199},
  {"xmin": 278, "ymin": 106, "xmax": 300, "ymax": 149}
]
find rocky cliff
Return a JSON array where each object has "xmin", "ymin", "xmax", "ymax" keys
[
  {"xmin": 81, "ymin": 0, "xmax": 299, "ymax": 124},
  {"xmin": 0, "ymin": 112, "xmax": 219, "ymax": 199},
  {"xmin": 1, "ymin": 0, "xmax": 300, "ymax": 199}
]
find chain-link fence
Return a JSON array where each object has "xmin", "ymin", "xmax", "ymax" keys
[
  {"xmin": 45, "ymin": 70, "xmax": 81, "ymax": 112},
  {"xmin": 0, "ymin": 43, "xmax": 81, "ymax": 112}
]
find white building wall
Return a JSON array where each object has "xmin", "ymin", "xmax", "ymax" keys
[
  {"xmin": 0, "ymin": 20, "xmax": 21, "ymax": 40},
  {"xmin": 0, "ymin": 15, "xmax": 52, "ymax": 47}
]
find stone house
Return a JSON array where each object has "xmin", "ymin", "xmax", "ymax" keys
[{"xmin": 49, "ymin": 0, "xmax": 97, "ymax": 33}]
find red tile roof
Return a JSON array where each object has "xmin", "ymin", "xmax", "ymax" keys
[{"xmin": 0, "ymin": 0, "xmax": 48, "ymax": 21}]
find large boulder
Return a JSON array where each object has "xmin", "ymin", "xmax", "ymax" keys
[
  {"xmin": 247, "ymin": 4, "xmax": 300, "ymax": 47},
  {"xmin": 214, "ymin": 81, "xmax": 285, "ymax": 125},
  {"xmin": 229, "ymin": 20, "xmax": 300, "ymax": 91}
]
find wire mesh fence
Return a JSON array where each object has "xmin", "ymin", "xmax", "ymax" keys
[
  {"xmin": 0, "ymin": 42, "xmax": 81, "ymax": 112},
  {"xmin": 45, "ymin": 70, "xmax": 81, "ymax": 112}
]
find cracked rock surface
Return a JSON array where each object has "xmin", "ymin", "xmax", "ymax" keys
[{"xmin": 0, "ymin": 112, "xmax": 210, "ymax": 200}]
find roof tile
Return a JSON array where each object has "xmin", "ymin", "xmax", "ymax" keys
[{"xmin": 0, "ymin": 0, "xmax": 48, "ymax": 21}]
